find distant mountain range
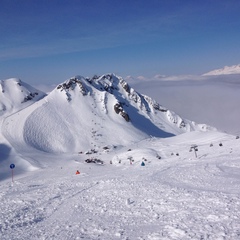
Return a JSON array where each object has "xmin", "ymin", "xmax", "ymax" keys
[
  {"xmin": 0, "ymin": 74, "xmax": 215, "ymax": 154},
  {"xmin": 203, "ymin": 64, "xmax": 240, "ymax": 76}
]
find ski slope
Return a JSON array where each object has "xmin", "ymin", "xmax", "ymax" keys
[
  {"xmin": 1, "ymin": 131, "xmax": 240, "ymax": 239},
  {"xmin": 0, "ymin": 75, "xmax": 240, "ymax": 239}
]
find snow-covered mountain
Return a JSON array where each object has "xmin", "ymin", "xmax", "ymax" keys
[
  {"xmin": 1, "ymin": 74, "xmax": 214, "ymax": 155},
  {"xmin": 203, "ymin": 64, "xmax": 240, "ymax": 76},
  {"xmin": 1, "ymin": 74, "xmax": 240, "ymax": 240},
  {"xmin": 0, "ymin": 78, "xmax": 46, "ymax": 115}
]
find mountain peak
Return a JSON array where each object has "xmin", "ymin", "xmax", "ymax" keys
[
  {"xmin": 0, "ymin": 78, "xmax": 46, "ymax": 115},
  {"xmin": 203, "ymin": 64, "xmax": 240, "ymax": 76}
]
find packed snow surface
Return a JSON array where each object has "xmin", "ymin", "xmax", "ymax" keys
[
  {"xmin": 1, "ymin": 132, "xmax": 240, "ymax": 240},
  {"xmin": 0, "ymin": 74, "xmax": 240, "ymax": 239}
]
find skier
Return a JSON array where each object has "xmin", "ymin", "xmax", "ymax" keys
[{"xmin": 76, "ymin": 170, "xmax": 80, "ymax": 175}]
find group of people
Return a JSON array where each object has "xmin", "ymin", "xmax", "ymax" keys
[{"xmin": 75, "ymin": 158, "xmax": 146, "ymax": 174}]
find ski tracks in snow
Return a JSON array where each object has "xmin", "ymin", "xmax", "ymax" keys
[
  {"xmin": 1, "ymin": 168, "xmax": 240, "ymax": 240},
  {"xmin": 0, "ymin": 177, "xmax": 101, "ymax": 240},
  {"xmin": 1, "ymin": 131, "xmax": 240, "ymax": 239}
]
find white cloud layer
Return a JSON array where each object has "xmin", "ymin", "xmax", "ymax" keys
[{"xmin": 129, "ymin": 73, "xmax": 240, "ymax": 135}]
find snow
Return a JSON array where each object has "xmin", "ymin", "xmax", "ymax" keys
[
  {"xmin": 1, "ymin": 74, "xmax": 240, "ymax": 239},
  {"xmin": 0, "ymin": 78, "xmax": 46, "ymax": 115},
  {"xmin": 203, "ymin": 64, "xmax": 240, "ymax": 76}
]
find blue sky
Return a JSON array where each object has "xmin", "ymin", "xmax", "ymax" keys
[{"xmin": 1, "ymin": 0, "xmax": 240, "ymax": 85}]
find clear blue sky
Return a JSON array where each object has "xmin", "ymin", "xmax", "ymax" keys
[{"xmin": 1, "ymin": 0, "xmax": 240, "ymax": 85}]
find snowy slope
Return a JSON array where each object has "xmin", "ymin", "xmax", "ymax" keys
[
  {"xmin": 203, "ymin": 64, "xmax": 240, "ymax": 76},
  {"xmin": 0, "ymin": 131, "xmax": 240, "ymax": 239},
  {"xmin": 0, "ymin": 78, "xmax": 46, "ymax": 116},
  {"xmin": 0, "ymin": 78, "xmax": 46, "ymax": 179},
  {"xmin": 0, "ymin": 74, "xmax": 240, "ymax": 239}
]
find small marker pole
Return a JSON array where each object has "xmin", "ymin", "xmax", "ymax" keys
[{"xmin": 10, "ymin": 164, "xmax": 15, "ymax": 183}]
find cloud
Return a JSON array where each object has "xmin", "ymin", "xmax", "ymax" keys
[
  {"xmin": 33, "ymin": 83, "xmax": 56, "ymax": 93},
  {"xmin": 0, "ymin": 36, "xmax": 113, "ymax": 61},
  {"xmin": 0, "ymin": 2, "xmax": 192, "ymax": 61},
  {"xmin": 136, "ymin": 76, "xmax": 147, "ymax": 81},
  {"xmin": 130, "ymin": 73, "xmax": 240, "ymax": 135},
  {"xmin": 125, "ymin": 74, "xmax": 207, "ymax": 83},
  {"xmin": 155, "ymin": 75, "xmax": 205, "ymax": 81}
]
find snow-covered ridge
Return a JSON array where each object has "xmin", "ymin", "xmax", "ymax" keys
[
  {"xmin": 54, "ymin": 73, "xmax": 214, "ymax": 132},
  {"xmin": 0, "ymin": 78, "xmax": 46, "ymax": 116},
  {"xmin": 1, "ymin": 74, "xmax": 215, "ymax": 155},
  {"xmin": 203, "ymin": 64, "xmax": 240, "ymax": 76}
]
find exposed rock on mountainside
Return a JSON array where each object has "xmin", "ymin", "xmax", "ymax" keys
[
  {"xmin": 57, "ymin": 77, "xmax": 88, "ymax": 96},
  {"xmin": 114, "ymin": 102, "xmax": 130, "ymax": 122}
]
